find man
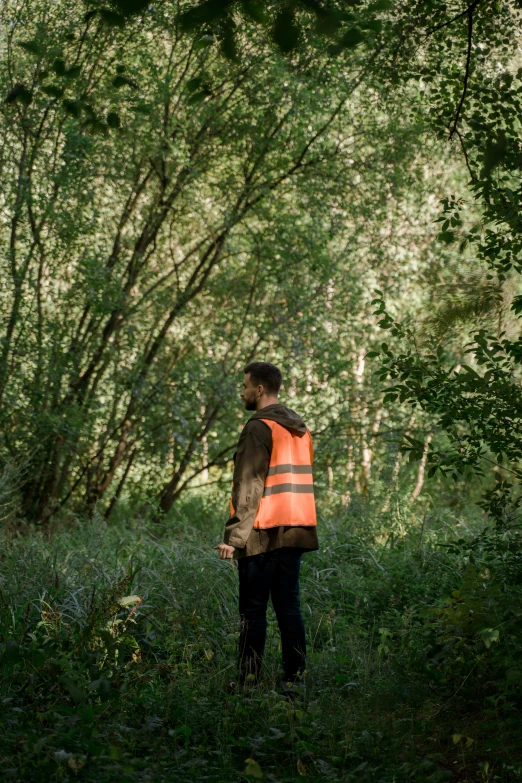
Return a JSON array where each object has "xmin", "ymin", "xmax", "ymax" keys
[{"xmin": 214, "ymin": 361, "xmax": 319, "ymax": 694}]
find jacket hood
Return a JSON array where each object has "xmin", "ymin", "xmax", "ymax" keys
[{"xmin": 250, "ymin": 404, "xmax": 307, "ymax": 435}]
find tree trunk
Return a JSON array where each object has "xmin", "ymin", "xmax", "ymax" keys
[
  {"xmin": 381, "ymin": 413, "xmax": 416, "ymax": 514},
  {"xmin": 410, "ymin": 432, "xmax": 433, "ymax": 503}
]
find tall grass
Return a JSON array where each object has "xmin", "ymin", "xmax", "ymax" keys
[{"xmin": 0, "ymin": 495, "xmax": 520, "ymax": 782}]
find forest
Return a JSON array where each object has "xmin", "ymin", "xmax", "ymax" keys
[{"xmin": 0, "ymin": 0, "xmax": 521, "ymax": 780}]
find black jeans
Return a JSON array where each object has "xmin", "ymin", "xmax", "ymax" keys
[{"xmin": 237, "ymin": 547, "xmax": 306, "ymax": 683}]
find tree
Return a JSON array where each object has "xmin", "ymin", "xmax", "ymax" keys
[{"xmin": 0, "ymin": 0, "xmax": 439, "ymax": 521}]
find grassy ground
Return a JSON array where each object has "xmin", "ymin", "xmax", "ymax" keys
[{"xmin": 0, "ymin": 495, "xmax": 521, "ymax": 782}]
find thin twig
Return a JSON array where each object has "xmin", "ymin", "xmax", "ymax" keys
[
  {"xmin": 451, "ymin": 125, "xmax": 476, "ymax": 180},
  {"xmin": 449, "ymin": 5, "xmax": 474, "ymax": 139},
  {"xmin": 426, "ymin": 0, "xmax": 482, "ymax": 37}
]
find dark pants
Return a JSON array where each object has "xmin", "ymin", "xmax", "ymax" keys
[{"xmin": 237, "ymin": 547, "xmax": 306, "ymax": 683}]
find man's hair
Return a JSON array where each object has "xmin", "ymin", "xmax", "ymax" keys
[{"xmin": 244, "ymin": 361, "xmax": 282, "ymax": 395}]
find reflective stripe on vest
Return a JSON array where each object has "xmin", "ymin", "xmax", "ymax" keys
[
  {"xmin": 258, "ymin": 419, "xmax": 317, "ymax": 529},
  {"xmin": 229, "ymin": 419, "xmax": 317, "ymax": 529}
]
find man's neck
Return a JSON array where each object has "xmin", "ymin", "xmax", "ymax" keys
[{"xmin": 256, "ymin": 396, "xmax": 279, "ymax": 411}]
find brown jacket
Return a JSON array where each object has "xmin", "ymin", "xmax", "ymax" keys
[{"xmin": 223, "ymin": 404, "xmax": 319, "ymax": 558}]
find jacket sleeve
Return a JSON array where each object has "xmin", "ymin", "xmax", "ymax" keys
[{"xmin": 223, "ymin": 420, "xmax": 271, "ymax": 548}]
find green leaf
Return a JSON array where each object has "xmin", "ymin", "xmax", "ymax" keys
[
  {"xmin": 511, "ymin": 295, "xmax": 522, "ymax": 316},
  {"xmin": 460, "ymin": 364, "xmax": 481, "ymax": 378},
  {"xmin": 112, "ymin": 0, "xmax": 150, "ymax": 16},
  {"xmin": 378, "ymin": 317, "xmax": 393, "ymax": 328},
  {"xmin": 60, "ymin": 676, "xmax": 86, "ymax": 703},
  {"xmin": 5, "ymin": 83, "xmax": 33, "ymax": 105},
  {"xmin": 241, "ymin": 0, "xmax": 266, "ymax": 24},
  {"xmin": 315, "ymin": 13, "xmax": 341, "ymax": 38},
  {"xmin": 29, "ymin": 648, "xmax": 46, "ymax": 668},
  {"xmin": 4, "ymin": 640, "xmax": 21, "ymax": 662},
  {"xmin": 187, "ymin": 77, "xmax": 203, "ymax": 93},
  {"xmin": 482, "ymin": 133, "xmax": 507, "ymax": 177},
  {"xmin": 112, "ymin": 75, "xmax": 139, "ymax": 89},
  {"xmin": 42, "ymin": 85, "xmax": 64, "ymax": 98},
  {"xmin": 187, "ymin": 90, "xmax": 211, "ymax": 105},
  {"xmin": 363, "ymin": 19, "xmax": 383, "ymax": 33},
  {"xmin": 179, "ymin": 0, "xmax": 230, "ymax": 32},
  {"xmin": 193, "ymin": 35, "xmax": 215, "ymax": 50},
  {"xmin": 220, "ymin": 20, "xmax": 238, "ymax": 61},
  {"xmin": 98, "ymin": 677, "xmax": 118, "ymax": 702},
  {"xmin": 133, "ymin": 101, "xmax": 151, "ymax": 114},
  {"xmin": 100, "ymin": 9, "xmax": 126, "ymax": 27},
  {"xmin": 85, "ymin": 118, "xmax": 109, "ymax": 136},
  {"xmin": 65, "ymin": 65, "xmax": 82, "ymax": 79},
  {"xmin": 340, "ymin": 27, "xmax": 365, "ymax": 48},
  {"xmin": 62, "ymin": 99, "xmax": 81, "ymax": 117},
  {"xmin": 478, "ymin": 627, "xmax": 499, "ymax": 649},
  {"xmin": 107, "ymin": 111, "xmax": 121, "ymax": 129},
  {"xmin": 273, "ymin": 9, "xmax": 300, "ymax": 53},
  {"xmin": 244, "ymin": 758, "xmax": 263, "ymax": 779},
  {"xmin": 186, "ymin": 77, "xmax": 211, "ymax": 101},
  {"xmin": 118, "ymin": 594, "xmax": 141, "ymax": 606},
  {"xmin": 52, "ymin": 58, "xmax": 66, "ymax": 76},
  {"xmin": 17, "ymin": 40, "xmax": 42, "ymax": 56}
]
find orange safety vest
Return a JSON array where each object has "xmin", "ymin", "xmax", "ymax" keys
[{"xmin": 230, "ymin": 419, "xmax": 317, "ymax": 530}]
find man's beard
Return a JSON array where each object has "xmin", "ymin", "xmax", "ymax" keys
[{"xmin": 244, "ymin": 397, "xmax": 257, "ymax": 411}]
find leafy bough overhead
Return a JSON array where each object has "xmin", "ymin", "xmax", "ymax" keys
[
  {"xmin": 370, "ymin": 292, "xmax": 522, "ymax": 483},
  {"xmin": 2, "ymin": 0, "xmax": 447, "ymax": 521},
  {"xmin": 365, "ymin": 4, "xmax": 522, "ymax": 523},
  {"xmin": 1, "ymin": 0, "xmax": 519, "ymax": 523}
]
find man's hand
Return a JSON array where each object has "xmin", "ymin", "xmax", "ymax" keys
[{"xmin": 214, "ymin": 542, "xmax": 236, "ymax": 560}]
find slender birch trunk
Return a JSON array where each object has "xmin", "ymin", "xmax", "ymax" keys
[{"xmin": 410, "ymin": 432, "xmax": 433, "ymax": 503}]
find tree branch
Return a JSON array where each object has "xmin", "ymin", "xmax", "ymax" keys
[
  {"xmin": 449, "ymin": 4, "xmax": 474, "ymax": 140},
  {"xmin": 426, "ymin": 0, "xmax": 482, "ymax": 37}
]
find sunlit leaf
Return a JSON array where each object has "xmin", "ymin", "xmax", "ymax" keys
[
  {"xmin": 118, "ymin": 595, "xmax": 141, "ymax": 606},
  {"xmin": 193, "ymin": 35, "xmax": 215, "ymax": 50},
  {"xmin": 244, "ymin": 758, "xmax": 263, "ymax": 779}
]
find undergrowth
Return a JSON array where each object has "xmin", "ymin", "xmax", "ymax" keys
[{"xmin": 0, "ymin": 495, "xmax": 521, "ymax": 782}]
